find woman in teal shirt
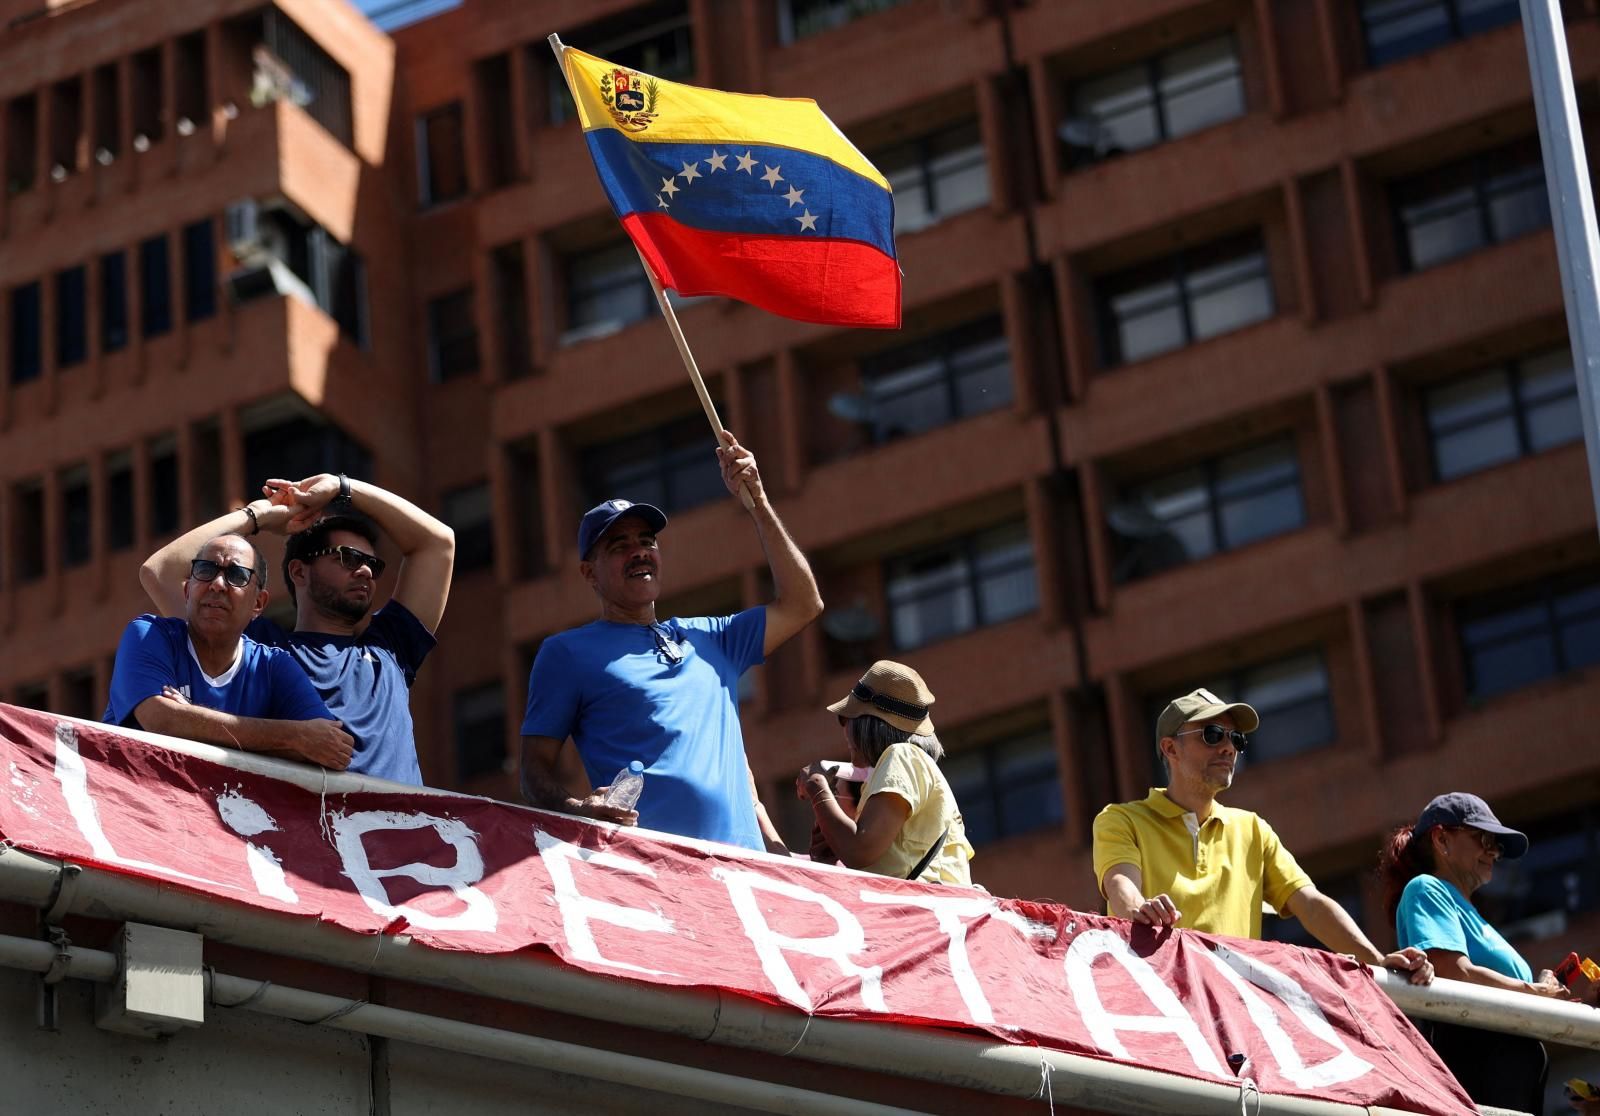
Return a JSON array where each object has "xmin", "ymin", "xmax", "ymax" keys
[{"xmin": 1380, "ymin": 793, "xmax": 1570, "ymax": 1114}]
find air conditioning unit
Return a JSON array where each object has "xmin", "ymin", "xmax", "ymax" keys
[{"xmin": 225, "ymin": 199, "xmax": 260, "ymax": 258}]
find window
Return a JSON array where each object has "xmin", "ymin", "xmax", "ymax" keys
[
  {"xmin": 417, "ymin": 102, "xmax": 467, "ymax": 207},
  {"xmin": 1096, "ymin": 233, "xmax": 1272, "ymax": 366},
  {"xmin": 474, "ymin": 55, "xmax": 517, "ymax": 191},
  {"xmin": 1111, "ymin": 437, "xmax": 1305, "ymax": 581},
  {"xmin": 426, "ymin": 289, "xmax": 480, "ymax": 381},
  {"xmin": 50, "ymin": 78, "xmax": 82, "ymax": 176},
  {"xmin": 10, "ymin": 281, "xmax": 42, "ymax": 384},
  {"xmin": 92, "ymin": 64, "xmax": 119, "ymax": 159},
  {"xmin": 1062, "ymin": 35, "xmax": 1245, "ymax": 165},
  {"xmin": 56, "ymin": 266, "xmax": 87, "ymax": 368},
  {"xmin": 241, "ymin": 414, "xmax": 371, "ymax": 503},
  {"xmin": 148, "ymin": 440, "xmax": 179, "ymax": 537},
  {"xmin": 175, "ymin": 32, "xmax": 207, "ymax": 130},
  {"xmin": 7, "ymin": 95, "xmax": 37, "ymax": 194},
  {"xmin": 1154, "ymin": 650, "xmax": 1337, "ymax": 773},
  {"xmin": 183, "ymin": 219, "xmax": 217, "ymax": 322},
  {"xmin": 60, "ymin": 668, "xmax": 98, "ymax": 720},
  {"xmin": 564, "ymin": 240, "xmax": 652, "ymax": 340},
  {"xmin": 139, "ymin": 234, "xmax": 172, "ymax": 338},
  {"xmin": 101, "ymin": 251, "xmax": 128, "ymax": 352},
  {"xmin": 778, "ymin": 0, "xmax": 911, "ymax": 42},
  {"xmin": 106, "ymin": 452, "xmax": 134, "ymax": 552},
  {"xmin": 873, "ymin": 120, "xmax": 988, "ymax": 236},
  {"xmin": 852, "ymin": 317, "xmax": 1011, "ymax": 443},
  {"xmin": 1457, "ymin": 571, "xmax": 1600, "ymax": 702},
  {"xmin": 12, "ymin": 481, "xmax": 45, "ymax": 582},
  {"xmin": 12, "ymin": 682, "xmax": 49, "ymax": 711},
  {"xmin": 454, "ymin": 682, "xmax": 506, "ymax": 780},
  {"xmin": 490, "ymin": 241, "xmax": 531, "ymax": 379},
  {"xmin": 1474, "ymin": 804, "xmax": 1600, "ymax": 936},
  {"xmin": 442, "ymin": 483, "xmax": 494, "ymax": 572},
  {"xmin": 549, "ymin": 3, "xmax": 692, "ymax": 124},
  {"xmin": 580, "ymin": 413, "xmax": 725, "ymax": 516},
  {"xmin": 131, "ymin": 47, "xmax": 163, "ymax": 145},
  {"xmin": 1392, "ymin": 142, "xmax": 1548, "ymax": 273},
  {"xmin": 261, "ymin": 8, "xmax": 354, "ymax": 147},
  {"xmin": 886, "ymin": 520, "xmax": 1038, "ymax": 650},
  {"xmin": 942, "ymin": 725, "xmax": 1063, "ymax": 847},
  {"xmin": 60, "ymin": 467, "xmax": 91, "ymax": 568},
  {"xmin": 1425, "ymin": 347, "xmax": 1580, "ymax": 481},
  {"xmin": 1361, "ymin": 0, "xmax": 1520, "ymax": 68}
]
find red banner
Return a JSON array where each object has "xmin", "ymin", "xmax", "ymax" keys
[{"xmin": 0, "ymin": 706, "xmax": 1471, "ymax": 1114}]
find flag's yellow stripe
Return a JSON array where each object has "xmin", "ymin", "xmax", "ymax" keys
[{"xmin": 563, "ymin": 46, "xmax": 889, "ymax": 192}]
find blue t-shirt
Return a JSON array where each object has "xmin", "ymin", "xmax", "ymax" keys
[
  {"xmin": 1396, "ymin": 873, "xmax": 1533, "ymax": 982},
  {"xmin": 521, "ymin": 610, "xmax": 766, "ymax": 850},
  {"xmin": 246, "ymin": 601, "xmax": 435, "ymax": 786},
  {"xmin": 103, "ymin": 614, "xmax": 332, "ymax": 729}
]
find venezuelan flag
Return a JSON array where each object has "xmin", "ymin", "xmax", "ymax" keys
[{"xmin": 560, "ymin": 44, "xmax": 900, "ymax": 329}]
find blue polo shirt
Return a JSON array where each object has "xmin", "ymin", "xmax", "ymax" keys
[
  {"xmin": 1397, "ymin": 873, "xmax": 1533, "ymax": 982},
  {"xmin": 246, "ymin": 601, "xmax": 434, "ymax": 785},
  {"xmin": 103, "ymin": 614, "xmax": 332, "ymax": 729},
  {"xmin": 521, "ymin": 610, "xmax": 766, "ymax": 850}
]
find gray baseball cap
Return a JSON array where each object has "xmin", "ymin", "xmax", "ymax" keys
[{"xmin": 1414, "ymin": 793, "xmax": 1529, "ymax": 859}]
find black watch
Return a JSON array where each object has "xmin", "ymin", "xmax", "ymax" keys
[{"xmin": 338, "ymin": 473, "xmax": 351, "ymax": 502}]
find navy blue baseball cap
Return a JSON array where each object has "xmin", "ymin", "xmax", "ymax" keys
[
  {"xmin": 1414, "ymin": 793, "xmax": 1529, "ymax": 859},
  {"xmin": 578, "ymin": 499, "xmax": 668, "ymax": 559}
]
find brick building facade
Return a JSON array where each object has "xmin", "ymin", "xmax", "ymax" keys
[{"xmin": 2, "ymin": 0, "xmax": 1598, "ymax": 955}]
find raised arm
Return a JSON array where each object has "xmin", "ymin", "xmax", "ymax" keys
[
  {"xmin": 716, "ymin": 432, "xmax": 823, "ymax": 656},
  {"xmin": 267, "ymin": 474, "xmax": 456, "ymax": 633},
  {"xmin": 139, "ymin": 500, "xmax": 293, "ymax": 617},
  {"xmin": 133, "ymin": 695, "xmax": 354, "ymax": 769}
]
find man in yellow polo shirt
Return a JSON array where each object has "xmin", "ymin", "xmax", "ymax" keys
[{"xmin": 1093, "ymin": 688, "xmax": 1432, "ymax": 984}]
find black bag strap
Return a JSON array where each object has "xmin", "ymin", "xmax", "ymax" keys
[{"xmin": 906, "ymin": 826, "xmax": 949, "ymax": 881}]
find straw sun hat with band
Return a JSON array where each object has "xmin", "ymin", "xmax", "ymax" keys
[{"xmin": 826, "ymin": 660, "xmax": 936, "ymax": 736}]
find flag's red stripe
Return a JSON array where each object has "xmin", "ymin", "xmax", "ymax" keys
[{"xmin": 622, "ymin": 213, "xmax": 901, "ymax": 329}]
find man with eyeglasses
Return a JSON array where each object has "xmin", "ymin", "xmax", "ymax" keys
[
  {"xmin": 104, "ymin": 534, "xmax": 351, "ymax": 768},
  {"xmin": 138, "ymin": 473, "xmax": 454, "ymax": 785},
  {"xmin": 519, "ymin": 433, "xmax": 821, "ymax": 852},
  {"xmin": 1092, "ymin": 687, "xmax": 1433, "ymax": 984}
]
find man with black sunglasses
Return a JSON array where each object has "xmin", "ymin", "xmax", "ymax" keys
[
  {"xmin": 1092, "ymin": 687, "xmax": 1433, "ymax": 985},
  {"xmin": 519, "ymin": 432, "xmax": 820, "ymax": 852},
  {"xmin": 104, "ymin": 534, "xmax": 351, "ymax": 768},
  {"xmin": 138, "ymin": 473, "xmax": 454, "ymax": 785}
]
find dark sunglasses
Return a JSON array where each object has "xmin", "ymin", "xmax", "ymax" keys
[
  {"xmin": 651, "ymin": 623, "xmax": 683, "ymax": 665},
  {"xmin": 1175, "ymin": 724, "xmax": 1249, "ymax": 750},
  {"xmin": 303, "ymin": 545, "xmax": 386, "ymax": 579},
  {"xmin": 190, "ymin": 558, "xmax": 257, "ymax": 589},
  {"xmin": 849, "ymin": 682, "xmax": 928, "ymax": 722}
]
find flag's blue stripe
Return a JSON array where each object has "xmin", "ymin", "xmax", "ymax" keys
[{"xmin": 584, "ymin": 130, "xmax": 896, "ymax": 259}]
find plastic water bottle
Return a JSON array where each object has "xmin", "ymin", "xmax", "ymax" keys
[{"xmin": 603, "ymin": 761, "xmax": 645, "ymax": 810}]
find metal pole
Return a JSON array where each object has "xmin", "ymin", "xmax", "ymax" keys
[{"xmin": 1521, "ymin": 0, "xmax": 1600, "ymax": 535}]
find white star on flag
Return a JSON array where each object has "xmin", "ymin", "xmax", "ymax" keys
[
  {"xmin": 705, "ymin": 150, "xmax": 728, "ymax": 172},
  {"xmin": 795, "ymin": 209, "xmax": 818, "ymax": 232},
  {"xmin": 761, "ymin": 165, "xmax": 783, "ymax": 188},
  {"xmin": 660, "ymin": 177, "xmax": 680, "ymax": 197},
  {"xmin": 735, "ymin": 151, "xmax": 757, "ymax": 173},
  {"xmin": 783, "ymin": 185, "xmax": 805, "ymax": 208},
  {"xmin": 678, "ymin": 160, "xmax": 701, "ymax": 183},
  {"xmin": 657, "ymin": 194, "xmax": 670, "ymax": 208}
]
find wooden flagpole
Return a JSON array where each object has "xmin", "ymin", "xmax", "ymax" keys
[{"xmin": 547, "ymin": 34, "xmax": 754, "ymax": 510}]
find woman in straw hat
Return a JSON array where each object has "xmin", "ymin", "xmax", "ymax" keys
[{"xmin": 797, "ymin": 661, "xmax": 974, "ymax": 886}]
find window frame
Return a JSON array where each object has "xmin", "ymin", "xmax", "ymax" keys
[
  {"xmin": 1457, "ymin": 570, "xmax": 1600, "ymax": 703},
  {"xmin": 426, "ymin": 287, "xmax": 481, "ymax": 382},
  {"xmin": 1424, "ymin": 347, "xmax": 1580, "ymax": 482},
  {"xmin": 1360, "ymin": 0, "xmax": 1521, "ymax": 68},
  {"xmin": 941, "ymin": 724, "xmax": 1064, "ymax": 847},
  {"xmin": 578, "ymin": 412, "xmax": 726, "ymax": 517},
  {"xmin": 453, "ymin": 680, "xmax": 507, "ymax": 781},
  {"xmin": 1391, "ymin": 141, "xmax": 1549, "ymax": 273},
  {"xmin": 1095, "ymin": 232, "xmax": 1274, "ymax": 367},
  {"xmin": 416, "ymin": 101, "xmax": 468, "ymax": 209},
  {"xmin": 884, "ymin": 520, "xmax": 1039, "ymax": 651},
  {"xmin": 872, "ymin": 118, "xmax": 990, "ymax": 236},
  {"xmin": 857, "ymin": 316, "xmax": 1012, "ymax": 444}
]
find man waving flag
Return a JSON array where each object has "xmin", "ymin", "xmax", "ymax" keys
[{"xmin": 554, "ymin": 41, "xmax": 901, "ymax": 329}]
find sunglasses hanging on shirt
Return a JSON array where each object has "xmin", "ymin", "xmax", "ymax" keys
[{"xmin": 650, "ymin": 623, "xmax": 683, "ymax": 665}]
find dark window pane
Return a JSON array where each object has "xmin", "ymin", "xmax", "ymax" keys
[
  {"xmin": 1158, "ymin": 35, "xmax": 1246, "ymax": 139},
  {"xmin": 1393, "ymin": 142, "xmax": 1547, "ymax": 273},
  {"xmin": 427, "ymin": 288, "xmax": 480, "ymax": 381},
  {"xmin": 780, "ymin": 0, "xmax": 911, "ymax": 42},
  {"xmin": 887, "ymin": 520, "xmax": 1037, "ymax": 650},
  {"xmin": 580, "ymin": 414, "xmax": 723, "ymax": 516},
  {"xmin": 1237, "ymin": 652, "xmax": 1335, "ymax": 763},
  {"xmin": 872, "ymin": 120, "xmax": 988, "ymax": 236},
  {"xmin": 107, "ymin": 459, "xmax": 134, "ymax": 551},
  {"xmin": 442, "ymin": 483, "xmax": 494, "ymax": 572},
  {"xmin": 262, "ymin": 8, "xmax": 354, "ymax": 147},
  {"xmin": 565, "ymin": 241, "xmax": 652, "ymax": 337},
  {"xmin": 60, "ymin": 472, "xmax": 91, "ymax": 568},
  {"xmin": 942, "ymin": 725, "xmax": 1062, "ymax": 847},
  {"xmin": 101, "ymin": 251, "xmax": 128, "ymax": 352},
  {"xmin": 242, "ymin": 415, "xmax": 371, "ymax": 504},
  {"xmin": 1098, "ymin": 235, "xmax": 1270, "ymax": 366},
  {"xmin": 1426, "ymin": 348, "xmax": 1579, "ymax": 481},
  {"xmin": 859, "ymin": 318, "xmax": 1011, "ymax": 443},
  {"xmin": 1362, "ymin": 0, "xmax": 1519, "ymax": 67},
  {"xmin": 183, "ymin": 219, "xmax": 217, "ymax": 322},
  {"xmin": 149, "ymin": 448, "xmax": 179, "ymax": 536},
  {"xmin": 418, "ymin": 102, "xmax": 467, "ymax": 207},
  {"xmin": 139, "ymin": 235, "xmax": 172, "ymax": 337},
  {"xmin": 56, "ymin": 267, "xmax": 87, "ymax": 368},
  {"xmin": 10, "ymin": 281, "xmax": 42, "ymax": 383},
  {"xmin": 13, "ymin": 483, "xmax": 45, "ymax": 581},
  {"xmin": 453, "ymin": 682, "xmax": 506, "ymax": 780}
]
